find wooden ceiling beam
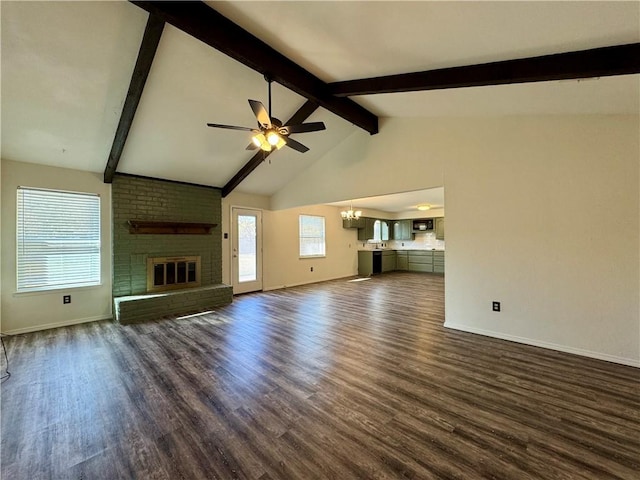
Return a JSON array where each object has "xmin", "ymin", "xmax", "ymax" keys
[
  {"xmin": 104, "ymin": 14, "xmax": 165, "ymax": 183},
  {"xmin": 129, "ymin": 1, "xmax": 378, "ymax": 135},
  {"xmin": 222, "ymin": 100, "xmax": 319, "ymax": 197},
  {"xmin": 329, "ymin": 43, "xmax": 640, "ymax": 97}
]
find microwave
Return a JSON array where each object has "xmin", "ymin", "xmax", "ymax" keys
[{"xmin": 414, "ymin": 218, "xmax": 434, "ymax": 231}]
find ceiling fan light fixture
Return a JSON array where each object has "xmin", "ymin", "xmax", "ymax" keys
[
  {"xmin": 266, "ymin": 131, "xmax": 280, "ymax": 145},
  {"xmin": 207, "ymin": 77, "xmax": 323, "ymax": 155},
  {"xmin": 266, "ymin": 131, "xmax": 286, "ymax": 149},
  {"xmin": 252, "ymin": 132, "xmax": 272, "ymax": 151}
]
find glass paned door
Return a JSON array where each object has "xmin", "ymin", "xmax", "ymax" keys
[{"xmin": 232, "ymin": 208, "xmax": 263, "ymax": 294}]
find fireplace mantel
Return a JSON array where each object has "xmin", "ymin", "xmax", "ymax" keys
[{"xmin": 128, "ymin": 220, "xmax": 217, "ymax": 235}]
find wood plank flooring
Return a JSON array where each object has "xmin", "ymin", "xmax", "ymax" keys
[{"xmin": 1, "ymin": 272, "xmax": 639, "ymax": 479}]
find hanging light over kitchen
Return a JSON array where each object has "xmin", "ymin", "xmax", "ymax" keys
[{"xmin": 341, "ymin": 201, "xmax": 362, "ymax": 220}]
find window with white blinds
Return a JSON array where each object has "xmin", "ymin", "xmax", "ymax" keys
[
  {"xmin": 299, "ymin": 215, "xmax": 326, "ymax": 257},
  {"xmin": 17, "ymin": 187, "xmax": 101, "ymax": 292}
]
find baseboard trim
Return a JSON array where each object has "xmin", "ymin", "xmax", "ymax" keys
[
  {"xmin": 444, "ymin": 322, "xmax": 640, "ymax": 368},
  {"xmin": 2, "ymin": 315, "xmax": 113, "ymax": 336},
  {"xmin": 263, "ymin": 275, "xmax": 356, "ymax": 292}
]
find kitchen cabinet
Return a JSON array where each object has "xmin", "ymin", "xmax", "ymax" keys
[
  {"xmin": 392, "ymin": 220, "xmax": 413, "ymax": 241},
  {"xmin": 358, "ymin": 249, "xmax": 443, "ymax": 275},
  {"xmin": 408, "ymin": 250, "xmax": 433, "ymax": 273},
  {"xmin": 358, "ymin": 250, "xmax": 385, "ymax": 276},
  {"xmin": 396, "ymin": 251, "xmax": 408, "ymax": 270},
  {"xmin": 381, "ymin": 250, "xmax": 396, "ymax": 272},
  {"xmin": 359, "ymin": 250, "xmax": 395, "ymax": 275},
  {"xmin": 357, "ymin": 218, "xmax": 391, "ymax": 241},
  {"xmin": 343, "ymin": 217, "xmax": 365, "ymax": 229},
  {"xmin": 435, "ymin": 217, "xmax": 445, "ymax": 240},
  {"xmin": 357, "ymin": 218, "xmax": 375, "ymax": 241},
  {"xmin": 433, "ymin": 250, "xmax": 445, "ymax": 274},
  {"xmin": 358, "ymin": 251, "xmax": 373, "ymax": 276}
]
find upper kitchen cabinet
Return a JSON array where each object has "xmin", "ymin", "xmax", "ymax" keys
[
  {"xmin": 357, "ymin": 218, "xmax": 390, "ymax": 241},
  {"xmin": 392, "ymin": 220, "xmax": 413, "ymax": 241},
  {"xmin": 343, "ymin": 217, "xmax": 365, "ymax": 229},
  {"xmin": 435, "ymin": 217, "xmax": 445, "ymax": 240},
  {"xmin": 357, "ymin": 218, "xmax": 376, "ymax": 241}
]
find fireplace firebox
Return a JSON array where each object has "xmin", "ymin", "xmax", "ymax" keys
[{"xmin": 147, "ymin": 256, "xmax": 201, "ymax": 292}]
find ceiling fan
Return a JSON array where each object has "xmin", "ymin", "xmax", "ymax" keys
[{"xmin": 207, "ymin": 76, "xmax": 326, "ymax": 153}]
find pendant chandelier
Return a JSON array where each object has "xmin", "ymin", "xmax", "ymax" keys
[{"xmin": 340, "ymin": 201, "xmax": 362, "ymax": 220}]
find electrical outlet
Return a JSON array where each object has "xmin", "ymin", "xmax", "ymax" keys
[
  {"xmin": 492, "ymin": 301, "xmax": 501, "ymax": 312},
  {"xmin": 310, "ymin": 267, "xmax": 314, "ymax": 272},
  {"xmin": 63, "ymin": 295, "xmax": 71, "ymax": 304}
]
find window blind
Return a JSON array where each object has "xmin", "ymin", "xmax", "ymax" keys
[
  {"xmin": 17, "ymin": 187, "xmax": 101, "ymax": 292},
  {"xmin": 299, "ymin": 215, "xmax": 326, "ymax": 257}
]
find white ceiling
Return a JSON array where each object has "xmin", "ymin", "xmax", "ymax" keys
[
  {"xmin": 2, "ymin": 1, "xmax": 639, "ymax": 209},
  {"xmin": 327, "ymin": 187, "xmax": 444, "ymax": 214}
]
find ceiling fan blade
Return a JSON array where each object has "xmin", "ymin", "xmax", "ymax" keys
[
  {"xmin": 284, "ymin": 137, "xmax": 310, "ymax": 153},
  {"xmin": 280, "ymin": 122, "xmax": 326, "ymax": 135},
  {"xmin": 207, "ymin": 123, "xmax": 255, "ymax": 132},
  {"xmin": 248, "ymin": 99, "xmax": 271, "ymax": 128}
]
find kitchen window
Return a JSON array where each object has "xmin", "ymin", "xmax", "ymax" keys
[
  {"xmin": 299, "ymin": 215, "xmax": 326, "ymax": 257},
  {"xmin": 372, "ymin": 219, "xmax": 390, "ymax": 242},
  {"xmin": 16, "ymin": 187, "xmax": 101, "ymax": 292}
]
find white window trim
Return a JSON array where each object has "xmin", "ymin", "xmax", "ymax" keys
[{"xmin": 299, "ymin": 214, "xmax": 326, "ymax": 258}]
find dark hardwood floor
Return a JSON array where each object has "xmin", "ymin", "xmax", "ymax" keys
[{"xmin": 1, "ymin": 272, "xmax": 639, "ymax": 479}]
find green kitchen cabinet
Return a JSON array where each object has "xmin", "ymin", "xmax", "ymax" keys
[
  {"xmin": 408, "ymin": 250, "xmax": 433, "ymax": 273},
  {"xmin": 396, "ymin": 251, "xmax": 408, "ymax": 270},
  {"xmin": 392, "ymin": 220, "xmax": 413, "ymax": 241},
  {"xmin": 357, "ymin": 218, "xmax": 392, "ymax": 242},
  {"xmin": 343, "ymin": 217, "xmax": 365, "ymax": 229},
  {"xmin": 357, "ymin": 218, "xmax": 375, "ymax": 241},
  {"xmin": 357, "ymin": 250, "xmax": 373, "ymax": 276},
  {"xmin": 381, "ymin": 250, "xmax": 396, "ymax": 272},
  {"xmin": 433, "ymin": 250, "xmax": 445, "ymax": 274},
  {"xmin": 435, "ymin": 217, "xmax": 445, "ymax": 240}
]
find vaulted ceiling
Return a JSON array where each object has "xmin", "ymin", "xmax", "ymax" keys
[{"xmin": 2, "ymin": 1, "xmax": 639, "ymax": 202}]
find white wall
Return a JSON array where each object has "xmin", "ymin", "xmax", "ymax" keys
[
  {"xmin": 222, "ymin": 191, "xmax": 358, "ymax": 291},
  {"xmin": 444, "ymin": 116, "xmax": 639, "ymax": 367},
  {"xmin": 271, "ymin": 117, "xmax": 448, "ymax": 210},
  {"xmin": 262, "ymin": 204, "xmax": 358, "ymax": 290},
  {"xmin": 270, "ymin": 115, "xmax": 639, "ymax": 366},
  {"xmin": 1, "ymin": 160, "xmax": 113, "ymax": 334}
]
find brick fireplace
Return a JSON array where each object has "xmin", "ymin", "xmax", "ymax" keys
[{"xmin": 111, "ymin": 175, "xmax": 232, "ymax": 324}]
